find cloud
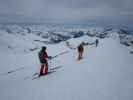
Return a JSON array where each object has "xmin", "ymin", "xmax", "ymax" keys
[{"xmin": 0, "ymin": 0, "xmax": 132, "ymax": 26}]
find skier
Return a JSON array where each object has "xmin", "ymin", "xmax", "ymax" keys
[
  {"xmin": 38, "ymin": 46, "xmax": 51, "ymax": 76},
  {"xmin": 77, "ymin": 42, "xmax": 84, "ymax": 60},
  {"xmin": 95, "ymin": 39, "xmax": 99, "ymax": 47}
]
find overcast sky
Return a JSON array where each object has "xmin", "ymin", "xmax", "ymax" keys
[{"xmin": 0, "ymin": 0, "xmax": 132, "ymax": 26}]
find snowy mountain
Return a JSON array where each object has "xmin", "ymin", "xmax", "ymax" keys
[
  {"xmin": 0, "ymin": 24, "xmax": 133, "ymax": 100},
  {"xmin": 0, "ymin": 24, "xmax": 133, "ymax": 47}
]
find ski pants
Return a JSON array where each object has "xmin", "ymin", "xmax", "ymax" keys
[{"xmin": 40, "ymin": 63, "xmax": 48, "ymax": 75}]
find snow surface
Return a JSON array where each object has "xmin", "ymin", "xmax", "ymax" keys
[{"xmin": 0, "ymin": 25, "xmax": 133, "ymax": 100}]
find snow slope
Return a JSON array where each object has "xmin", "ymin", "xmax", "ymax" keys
[{"xmin": 0, "ymin": 27, "xmax": 133, "ymax": 100}]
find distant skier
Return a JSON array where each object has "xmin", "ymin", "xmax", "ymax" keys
[
  {"xmin": 77, "ymin": 42, "xmax": 84, "ymax": 60},
  {"xmin": 38, "ymin": 46, "xmax": 51, "ymax": 76},
  {"xmin": 95, "ymin": 39, "xmax": 99, "ymax": 47}
]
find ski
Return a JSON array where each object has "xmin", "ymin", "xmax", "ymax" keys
[
  {"xmin": 24, "ymin": 66, "xmax": 62, "ymax": 80},
  {"xmin": 32, "ymin": 70, "xmax": 56, "ymax": 80},
  {"xmin": 24, "ymin": 72, "xmax": 38, "ymax": 80}
]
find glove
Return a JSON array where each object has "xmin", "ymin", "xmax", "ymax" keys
[{"xmin": 48, "ymin": 56, "xmax": 52, "ymax": 59}]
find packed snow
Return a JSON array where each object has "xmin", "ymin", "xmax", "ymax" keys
[{"xmin": 0, "ymin": 24, "xmax": 133, "ymax": 100}]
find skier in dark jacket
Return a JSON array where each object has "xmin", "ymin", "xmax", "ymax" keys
[
  {"xmin": 38, "ymin": 46, "xmax": 51, "ymax": 76},
  {"xmin": 77, "ymin": 42, "xmax": 84, "ymax": 60},
  {"xmin": 95, "ymin": 39, "xmax": 99, "ymax": 47}
]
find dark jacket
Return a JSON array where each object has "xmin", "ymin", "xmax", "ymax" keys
[
  {"xmin": 38, "ymin": 50, "xmax": 48, "ymax": 64},
  {"xmin": 77, "ymin": 44, "xmax": 84, "ymax": 52}
]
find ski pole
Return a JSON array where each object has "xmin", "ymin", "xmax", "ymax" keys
[{"xmin": 49, "ymin": 51, "xmax": 69, "ymax": 60}]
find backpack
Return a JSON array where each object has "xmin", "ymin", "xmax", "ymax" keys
[{"xmin": 78, "ymin": 44, "xmax": 83, "ymax": 52}]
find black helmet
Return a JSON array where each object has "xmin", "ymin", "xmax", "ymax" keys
[{"xmin": 42, "ymin": 46, "xmax": 46, "ymax": 51}]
